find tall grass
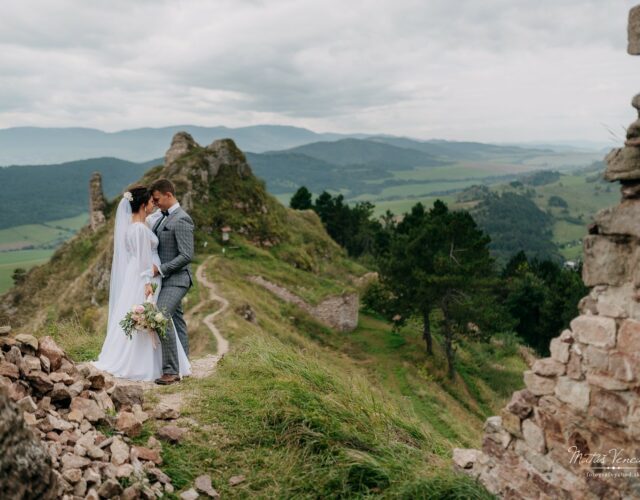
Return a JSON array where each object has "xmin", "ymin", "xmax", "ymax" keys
[{"xmin": 162, "ymin": 334, "xmax": 493, "ymax": 498}]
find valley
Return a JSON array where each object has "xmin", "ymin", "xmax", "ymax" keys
[
  {"xmin": 0, "ymin": 214, "xmax": 88, "ymax": 293},
  {"xmin": 0, "ymin": 136, "xmax": 611, "ymax": 294}
]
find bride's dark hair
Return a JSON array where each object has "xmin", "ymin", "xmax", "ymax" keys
[{"xmin": 127, "ymin": 185, "xmax": 151, "ymax": 212}]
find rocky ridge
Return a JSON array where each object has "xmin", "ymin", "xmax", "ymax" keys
[{"xmin": 454, "ymin": 7, "xmax": 640, "ymax": 499}]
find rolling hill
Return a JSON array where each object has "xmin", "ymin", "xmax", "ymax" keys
[
  {"xmin": 278, "ymin": 138, "xmax": 451, "ymax": 167},
  {"xmin": 0, "ymin": 134, "xmax": 527, "ymax": 497},
  {"xmin": 0, "ymin": 157, "xmax": 160, "ymax": 228}
]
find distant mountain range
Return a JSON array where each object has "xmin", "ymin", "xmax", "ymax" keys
[
  {"xmin": 0, "ymin": 132, "xmax": 605, "ymax": 229},
  {"xmin": 0, "ymin": 124, "xmax": 608, "ymax": 166},
  {"xmin": 0, "ymin": 136, "xmax": 558, "ymax": 227},
  {"xmin": 0, "ymin": 125, "xmax": 362, "ymax": 165}
]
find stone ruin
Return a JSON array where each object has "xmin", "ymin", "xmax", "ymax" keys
[
  {"xmin": 249, "ymin": 275, "xmax": 359, "ymax": 332},
  {"xmin": 89, "ymin": 172, "xmax": 107, "ymax": 232},
  {"xmin": 453, "ymin": 6, "xmax": 640, "ymax": 499},
  {"xmin": 0, "ymin": 331, "xmax": 189, "ymax": 499}
]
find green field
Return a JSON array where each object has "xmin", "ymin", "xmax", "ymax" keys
[
  {"xmin": 0, "ymin": 213, "xmax": 88, "ymax": 294},
  {"xmin": 528, "ymin": 172, "xmax": 617, "ymax": 260},
  {"xmin": 0, "ymin": 249, "xmax": 56, "ymax": 294},
  {"xmin": 0, "ymin": 213, "xmax": 88, "ymax": 250}
]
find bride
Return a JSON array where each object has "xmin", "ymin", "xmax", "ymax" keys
[{"xmin": 93, "ymin": 185, "xmax": 191, "ymax": 381}]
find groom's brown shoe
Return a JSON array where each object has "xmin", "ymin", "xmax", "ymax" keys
[{"xmin": 154, "ymin": 374, "xmax": 180, "ymax": 385}]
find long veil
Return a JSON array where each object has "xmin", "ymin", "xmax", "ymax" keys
[{"xmin": 107, "ymin": 197, "xmax": 132, "ymax": 326}]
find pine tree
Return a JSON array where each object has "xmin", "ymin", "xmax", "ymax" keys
[{"xmin": 290, "ymin": 186, "xmax": 313, "ymax": 210}]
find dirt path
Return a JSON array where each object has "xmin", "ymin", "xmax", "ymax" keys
[
  {"xmin": 108, "ymin": 256, "xmax": 229, "ymax": 408},
  {"xmin": 187, "ymin": 257, "xmax": 230, "ymax": 378}
]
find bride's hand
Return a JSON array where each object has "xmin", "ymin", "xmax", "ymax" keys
[{"xmin": 144, "ymin": 284, "xmax": 153, "ymax": 297}]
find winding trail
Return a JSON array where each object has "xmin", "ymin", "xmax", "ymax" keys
[
  {"xmin": 109, "ymin": 256, "xmax": 229, "ymax": 409},
  {"xmin": 187, "ymin": 257, "xmax": 230, "ymax": 378}
]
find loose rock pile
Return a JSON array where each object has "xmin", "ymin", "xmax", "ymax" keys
[
  {"xmin": 0, "ymin": 331, "xmax": 183, "ymax": 499},
  {"xmin": 453, "ymin": 7, "xmax": 640, "ymax": 499}
]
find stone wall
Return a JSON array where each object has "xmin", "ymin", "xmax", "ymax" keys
[
  {"xmin": 249, "ymin": 275, "xmax": 359, "ymax": 332},
  {"xmin": 453, "ymin": 7, "xmax": 640, "ymax": 499}
]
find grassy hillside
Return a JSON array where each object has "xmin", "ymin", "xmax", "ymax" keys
[
  {"xmin": 0, "ymin": 158, "xmax": 158, "ymax": 228},
  {"xmin": 41, "ymin": 236, "xmax": 522, "ymax": 498},
  {"xmin": 0, "ymin": 137, "xmax": 530, "ymax": 497}
]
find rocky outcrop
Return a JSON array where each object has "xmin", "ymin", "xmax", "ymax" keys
[
  {"xmin": 89, "ymin": 172, "xmax": 106, "ymax": 232},
  {"xmin": 454, "ymin": 8, "xmax": 640, "ymax": 498},
  {"xmin": 0, "ymin": 334, "xmax": 177, "ymax": 498},
  {"xmin": 159, "ymin": 131, "xmax": 284, "ymax": 248},
  {"xmin": 163, "ymin": 132, "xmax": 252, "ymax": 213},
  {"xmin": 249, "ymin": 275, "xmax": 359, "ymax": 332}
]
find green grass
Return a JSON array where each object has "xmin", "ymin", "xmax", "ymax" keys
[
  {"xmin": 319, "ymin": 313, "xmax": 526, "ymax": 446},
  {"xmin": 160, "ymin": 334, "xmax": 494, "ymax": 499},
  {"xmin": 151, "ymin": 249, "xmax": 524, "ymax": 497},
  {"xmin": 220, "ymin": 239, "xmax": 355, "ymax": 306},
  {"xmin": 43, "ymin": 316, "xmax": 104, "ymax": 362}
]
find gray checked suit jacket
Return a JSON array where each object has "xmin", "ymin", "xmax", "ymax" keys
[{"xmin": 153, "ymin": 207, "xmax": 194, "ymax": 288}]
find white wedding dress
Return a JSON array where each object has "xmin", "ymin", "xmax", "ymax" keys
[{"xmin": 93, "ymin": 198, "xmax": 191, "ymax": 381}]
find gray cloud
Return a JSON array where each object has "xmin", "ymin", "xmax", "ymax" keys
[{"xmin": 0, "ymin": 0, "xmax": 637, "ymax": 143}]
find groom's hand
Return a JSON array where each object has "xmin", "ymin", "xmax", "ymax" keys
[{"xmin": 152, "ymin": 265, "xmax": 160, "ymax": 277}]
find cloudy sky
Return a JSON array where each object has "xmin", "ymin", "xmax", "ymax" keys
[{"xmin": 0, "ymin": 0, "xmax": 638, "ymax": 144}]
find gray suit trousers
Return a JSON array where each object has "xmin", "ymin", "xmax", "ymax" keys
[{"xmin": 157, "ymin": 284, "xmax": 190, "ymax": 375}]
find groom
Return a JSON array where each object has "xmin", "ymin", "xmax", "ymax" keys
[{"xmin": 149, "ymin": 179, "xmax": 194, "ymax": 385}]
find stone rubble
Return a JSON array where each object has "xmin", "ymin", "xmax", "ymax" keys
[
  {"xmin": 454, "ymin": 8, "xmax": 640, "ymax": 498},
  {"xmin": 0, "ymin": 333, "xmax": 180, "ymax": 499}
]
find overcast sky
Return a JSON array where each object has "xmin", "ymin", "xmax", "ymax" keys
[{"xmin": 0, "ymin": 0, "xmax": 638, "ymax": 144}]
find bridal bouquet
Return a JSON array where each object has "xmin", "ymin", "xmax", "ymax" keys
[{"xmin": 120, "ymin": 285, "xmax": 169, "ymax": 347}]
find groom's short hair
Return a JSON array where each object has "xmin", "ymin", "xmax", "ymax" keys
[{"xmin": 150, "ymin": 178, "xmax": 176, "ymax": 195}]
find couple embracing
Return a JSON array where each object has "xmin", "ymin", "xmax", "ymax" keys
[{"xmin": 93, "ymin": 179, "xmax": 193, "ymax": 385}]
